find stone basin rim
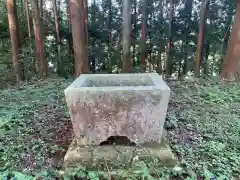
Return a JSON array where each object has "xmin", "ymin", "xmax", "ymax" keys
[{"xmin": 65, "ymin": 73, "xmax": 170, "ymax": 93}]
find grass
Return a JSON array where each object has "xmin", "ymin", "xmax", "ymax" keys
[{"xmin": 0, "ymin": 77, "xmax": 239, "ymax": 179}]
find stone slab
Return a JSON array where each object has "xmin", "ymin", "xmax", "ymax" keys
[
  {"xmin": 64, "ymin": 73, "xmax": 170, "ymax": 145},
  {"xmin": 64, "ymin": 136, "xmax": 178, "ymax": 169}
]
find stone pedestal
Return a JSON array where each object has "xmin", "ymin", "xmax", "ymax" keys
[
  {"xmin": 64, "ymin": 73, "xmax": 177, "ymax": 169},
  {"xmin": 64, "ymin": 135, "xmax": 177, "ymax": 170}
]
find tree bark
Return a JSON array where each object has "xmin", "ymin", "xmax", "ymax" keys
[
  {"xmin": 221, "ymin": 0, "xmax": 240, "ymax": 80},
  {"xmin": 166, "ymin": 0, "xmax": 174, "ymax": 76},
  {"xmin": 140, "ymin": 0, "xmax": 147, "ymax": 72},
  {"xmin": 70, "ymin": 0, "xmax": 88, "ymax": 76},
  {"xmin": 183, "ymin": 0, "xmax": 193, "ymax": 75},
  {"xmin": 67, "ymin": 0, "xmax": 71, "ymax": 25},
  {"xmin": 132, "ymin": 0, "xmax": 137, "ymax": 68},
  {"xmin": 156, "ymin": 0, "xmax": 164, "ymax": 74},
  {"xmin": 31, "ymin": 0, "xmax": 47, "ymax": 78},
  {"xmin": 203, "ymin": 2, "xmax": 210, "ymax": 76},
  {"xmin": 83, "ymin": 0, "xmax": 88, "ymax": 46},
  {"xmin": 39, "ymin": 0, "xmax": 43, "ymax": 18},
  {"xmin": 195, "ymin": 0, "xmax": 209, "ymax": 78},
  {"xmin": 25, "ymin": 0, "xmax": 35, "ymax": 73},
  {"xmin": 53, "ymin": 0, "xmax": 61, "ymax": 75},
  {"xmin": 67, "ymin": 0, "xmax": 74, "ymax": 74},
  {"xmin": 220, "ymin": 5, "xmax": 234, "ymax": 73},
  {"xmin": 122, "ymin": 0, "xmax": 132, "ymax": 73},
  {"xmin": 90, "ymin": 0, "xmax": 96, "ymax": 73},
  {"xmin": 6, "ymin": 0, "xmax": 24, "ymax": 83}
]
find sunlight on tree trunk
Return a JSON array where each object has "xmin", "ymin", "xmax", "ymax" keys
[
  {"xmin": 221, "ymin": 0, "xmax": 240, "ymax": 80},
  {"xmin": 70, "ymin": 0, "xmax": 88, "ymax": 76},
  {"xmin": 122, "ymin": 0, "xmax": 132, "ymax": 73},
  {"xmin": 6, "ymin": 0, "xmax": 25, "ymax": 83},
  {"xmin": 31, "ymin": 0, "xmax": 47, "ymax": 79}
]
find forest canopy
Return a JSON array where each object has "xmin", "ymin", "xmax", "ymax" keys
[{"xmin": 0, "ymin": 0, "xmax": 239, "ymax": 86}]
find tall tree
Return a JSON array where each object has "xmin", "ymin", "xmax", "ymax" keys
[
  {"xmin": 39, "ymin": 0, "xmax": 43, "ymax": 18},
  {"xmin": 221, "ymin": 0, "xmax": 240, "ymax": 80},
  {"xmin": 122, "ymin": 0, "xmax": 132, "ymax": 73},
  {"xmin": 70, "ymin": 0, "xmax": 88, "ymax": 76},
  {"xmin": 53, "ymin": 0, "xmax": 61, "ymax": 75},
  {"xmin": 156, "ymin": 0, "xmax": 164, "ymax": 74},
  {"xmin": 166, "ymin": 0, "xmax": 174, "ymax": 76},
  {"xmin": 203, "ymin": 17, "xmax": 211, "ymax": 76},
  {"xmin": 140, "ymin": 0, "xmax": 148, "ymax": 72},
  {"xmin": 182, "ymin": 0, "xmax": 193, "ymax": 75},
  {"xmin": 132, "ymin": 0, "xmax": 137, "ymax": 68},
  {"xmin": 90, "ymin": 0, "xmax": 96, "ymax": 73},
  {"xmin": 31, "ymin": 0, "xmax": 47, "ymax": 78},
  {"xmin": 195, "ymin": 0, "xmax": 209, "ymax": 78},
  {"xmin": 25, "ymin": 0, "xmax": 35, "ymax": 72},
  {"xmin": 83, "ymin": 0, "xmax": 88, "ymax": 46},
  {"xmin": 220, "ymin": 2, "xmax": 234, "ymax": 73},
  {"xmin": 6, "ymin": 0, "xmax": 24, "ymax": 83}
]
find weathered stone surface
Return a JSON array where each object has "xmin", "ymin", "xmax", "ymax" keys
[
  {"xmin": 64, "ymin": 136, "xmax": 178, "ymax": 169},
  {"xmin": 64, "ymin": 73, "xmax": 170, "ymax": 145}
]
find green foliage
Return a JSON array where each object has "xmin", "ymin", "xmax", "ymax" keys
[
  {"xmin": 0, "ymin": 78, "xmax": 239, "ymax": 179},
  {"xmin": 166, "ymin": 79, "xmax": 240, "ymax": 179},
  {"xmin": 1, "ymin": 0, "xmax": 237, "ymax": 79}
]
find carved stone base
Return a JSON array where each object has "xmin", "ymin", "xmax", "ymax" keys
[{"xmin": 64, "ymin": 136, "xmax": 178, "ymax": 170}]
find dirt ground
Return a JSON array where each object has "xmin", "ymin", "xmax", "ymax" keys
[{"xmin": 0, "ymin": 78, "xmax": 239, "ymax": 179}]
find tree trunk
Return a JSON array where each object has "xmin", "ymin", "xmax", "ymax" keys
[
  {"xmin": 156, "ymin": 0, "xmax": 164, "ymax": 74},
  {"xmin": 25, "ymin": 0, "xmax": 31, "ymax": 42},
  {"xmin": 195, "ymin": 0, "xmax": 209, "ymax": 78},
  {"xmin": 70, "ymin": 0, "xmax": 88, "ymax": 76},
  {"xmin": 220, "ymin": 6, "xmax": 234, "ymax": 73},
  {"xmin": 53, "ymin": 0, "xmax": 62, "ymax": 75},
  {"xmin": 220, "ymin": 25, "xmax": 231, "ymax": 73},
  {"xmin": 178, "ymin": 42, "xmax": 184, "ymax": 79},
  {"xmin": 166, "ymin": 0, "xmax": 173, "ymax": 76},
  {"xmin": 7, "ymin": 0, "xmax": 24, "ymax": 83},
  {"xmin": 83, "ymin": 0, "xmax": 88, "ymax": 46},
  {"xmin": 140, "ymin": 0, "xmax": 147, "ymax": 72},
  {"xmin": 122, "ymin": 0, "xmax": 132, "ymax": 73},
  {"xmin": 39, "ymin": 0, "xmax": 43, "ymax": 18},
  {"xmin": 25, "ymin": 0, "xmax": 35, "ymax": 73},
  {"xmin": 108, "ymin": 0, "xmax": 112, "ymax": 73},
  {"xmin": 133, "ymin": 0, "xmax": 137, "ymax": 69},
  {"xmin": 31, "ymin": 0, "xmax": 47, "ymax": 78},
  {"xmin": 90, "ymin": 0, "xmax": 96, "ymax": 73},
  {"xmin": 67, "ymin": 0, "xmax": 71, "ymax": 25},
  {"xmin": 20, "ymin": 0, "xmax": 24, "ymax": 15},
  {"xmin": 183, "ymin": 0, "xmax": 193, "ymax": 75},
  {"xmin": 148, "ymin": 6, "xmax": 154, "ymax": 72},
  {"xmin": 203, "ymin": 2, "xmax": 211, "ymax": 76},
  {"xmin": 66, "ymin": 0, "xmax": 74, "ymax": 74},
  {"xmin": 221, "ymin": 0, "xmax": 240, "ymax": 80}
]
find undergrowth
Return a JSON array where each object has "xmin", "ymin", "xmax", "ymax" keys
[{"xmin": 0, "ymin": 77, "xmax": 239, "ymax": 179}]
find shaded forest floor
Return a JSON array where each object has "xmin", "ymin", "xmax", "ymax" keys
[{"xmin": 0, "ymin": 77, "xmax": 240, "ymax": 179}]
